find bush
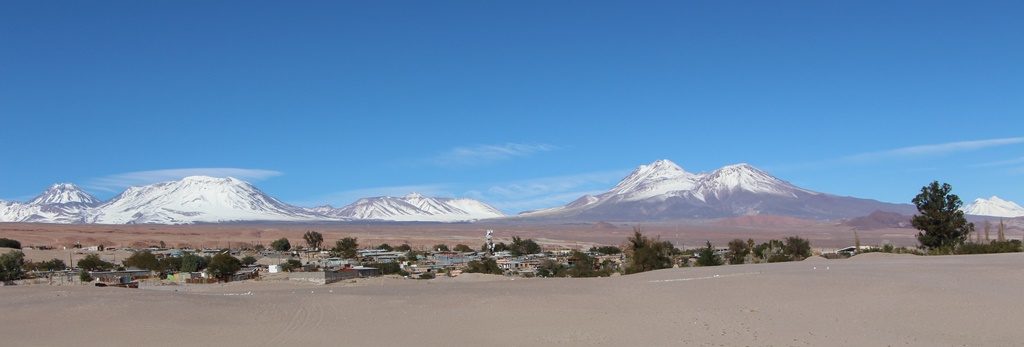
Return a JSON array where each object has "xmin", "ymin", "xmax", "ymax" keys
[
  {"xmin": 365, "ymin": 262, "xmax": 403, "ymax": 275},
  {"xmin": 464, "ymin": 258, "xmax": 503, "ymax": 275},
  {"xmin": 394, "ymin": 244, "xmax": 412, "ymax": 252},
  {"xmin": 696, "ymin": 241, "xmax": 723, "ymax": 267},
  {"xmin": 25, "ymin": 258, "xmax": 67, "ymax": 272},
  {"xmin": 0, "ymin": 238, "xmax": 22, "ymax": 249},
  {"xmin": 123, "ymin": 251, "xmax": 160, "ymax": 271},
  {"xmin": 536, "ymin": 259, "xmax": 565, "ymax": 277},
  {"xmin": 766, "ymin": 254, "xmax": 793, "ymax": 263},
  {"xmin": 956, "ymin": 240, "xmax": 1023, "ymax": 254},
  {"xmin": 589, "ymin": 245, "xmax": 623, "ymax": 255},
  {"xmin": 0, "ymin": 251, "xmax": 26, "ymax": 282},
  {"xmin": 270, "ymin": 238, "xmax": 291, "ymax": 252},
  {"xmin": 332, "ymin": 237, "xmax": 359, "ymax": 259},
  {"xmin": 77, "ymin": 254, "xmax": 114, "ymax": 271},
  {"xmin": 624, "ymin": 230, "xmax": 675, "ymax": 274},
  {"xmin": 727, "ymin": 239, "xmax": 751, "ymax": 264},
  {"xmin": 159, "ymin": 257, "xmax": 182, "ymax": 272},
  {"xmin": 565, "ymin": 251, "xmax": 612, "ymax": 277},
  {"xmin": 433, "ymin": 244, "xmax": 450, "ymax": 252},
  {"xmin": 79, "ymin": 269, "xmax": 93, "ymax": 283},
  {"xmin": 206, "ymin": 253, "xmax": 242, "ymax": 281},
  {"xmin": 377, "ymin": 243, "xmax": 394, "ymax": 251},
  {"xmin": 509, "ymin": 236, "xmax": 542, "ymax": 256},
  {"xmin": 179, "ymin": 253, "xmax": 207, "ymax": 272},
  {"xmin": 418, "ymin": 272, "xmax": 435, "ymax": 280},
  {"xmin": 782, "ymin": 236, "xmax": 811, "ymax": 260},
  {"xmin": 241, "ymin": 256, "xmax": 257, "ymax": 266},
  {"xmin": 280, "ymin": 259, "xmax": 303, "ymax": 272},
  {"xmin": 453, "ymin": 244, "xmax": 473, "ymax": 252}
]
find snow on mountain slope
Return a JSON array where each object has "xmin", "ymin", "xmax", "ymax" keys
[
  {"xmin": 519, "ymin": 159, "xmax": 913, "ymax": 220},
  {"xmin": 963, "ymin": 196, "xmax": 1024, "ymax": 218},
  {"xmin": 0, "ymin": 183, "xmax": 99, "ymax": 223},
  {"xmin": 88, "ymin": 176, "xmax": 324, "ymax": 224},
  {"xmin": 321, "ymin": 193, "xmax": 504, "ymax": 222}
]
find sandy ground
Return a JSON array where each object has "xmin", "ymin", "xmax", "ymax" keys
[{"xmin": 3, "ymin": 253, "xmax": 1023, "ymax": 346}]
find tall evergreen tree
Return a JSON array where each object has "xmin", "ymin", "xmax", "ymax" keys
[{"xmin": 911, "ymin": 181, "xmax": 973, "ymax": 251}]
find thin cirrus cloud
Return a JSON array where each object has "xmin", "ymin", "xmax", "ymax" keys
[
  {"xmin": 840, "ymin": 137, "xmax": 1024, "ymax": 163},
  {"xmin": 88, "ymin": 168, "xmax": 282, "ymax": 192},
  {"xmin": 970, "ymin": 156, "xmax": 1024, "ymax": 168},
  {"xmin": 429, "ymin": 143, "xmax": 557, "ymax": 167}
]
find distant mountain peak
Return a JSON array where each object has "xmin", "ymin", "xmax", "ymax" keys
[
  {"xmin": 28, "ymin": 182, "xmax": 99, "ymax": 206},
  {"xmin": 964, "ymin": 196, "xmax": 1024, "ymax": 218},
  {"xmin": 320, "ymin": 193, "xmax": 504, "ymax": 222}
]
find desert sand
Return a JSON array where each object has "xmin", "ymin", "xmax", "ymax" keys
[{"xmin": 3, "ymin": 252, "xmax": 1023, "ymax": 346}]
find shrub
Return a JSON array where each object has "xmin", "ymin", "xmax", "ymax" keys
[
  {"xmin": 0, "ymin": 251, "xmax": 26, "ymax": 282},
  {"xmin": 509, "ymin": 236, "xmax": 542, "ymax": 256},
  {"xmin": 418, "ymin": 272, "xmax": 435, "ymax": 280},
  {"xmin": 25, "ymin": 258, "xmax": 67, "ymax": 272},
  {"xmin": 241, "ymin": 256, "xmax": 257, "ymax": 266},
  {"xmin": 453, "ymin": 244, "xmax": 473, "ymax": 252},
  {"xmin": 377, "ymin": 243, "xmax": 394, "ymax": 251},
  {"xmin": 433, "ymin": 244, "xmax": 450, "ymax": 252},
  {"xmin": 159, "ymin": 257, "xmax": 182, "ymax": 272},
  {"xmin": 78, "ymin": 269, "xmax": 93, "ymax": 283},
  {"xmin": 279, "ymin": 259, "xmax": 303, "ymax": 272},
  {"xmin": 536, "ymin": 259, "xmax": 565, "ymax": 277},
  {"xmin": 565, "ymin": 251, "xmax": 612, "ymax": 277},
  {"xmin": 179, "ymin": 253, "xmax": 207, "ymax": 272},
  {"xmin": 589, "ymin": 245, "xmax": 622, "ymax": 255},
  {"xmin": 0, "ymin": 238, "xmax": 22, "ymax": 249},
  {"xmin": 77, "ymin": 254, "xmax": 114, "ymax": 271},
  {"xmin": 206, "ymin": 253, "xmax": 242, "ymax": 281},
  {"xmin": 394, "ymin": 244, "xmax": 412, "ymax": 252},
  {"xmin": 270, "ymin": 238, "xmax": 291, "ymax": 252},
  {"xmin": 365, "ymin": 262, "xmax": 403, "ymax": 275},
  {"xmin": 696, "ymin": 241, "xmax": 723, "ymax": 267},
  {"xmin": 782, "ymin": 236, "xmax": 811, "ymax": 260},
  {"xmin": 123, "ymin": 251, "xmax": 160, "ymax": 271},
  {"xmin": 767, "ymin": 254, "xmax": 792, "ymax": 263},
  {"xmin": 464, "ymin": 258, "xmax": 503, "ymax": 275},
  {"xmin": 332, "ymin": 237, "xmax": 359, "ymax": 259},
  {"xmin": 956, "ymin": 240, "xmax": 1023, "ymax": 254},
  {"xmin": 727, "ymin": 239, "xmax": 751, "ymax": 264},
  {"xmin": 625, "ymin": 229, "xmax": 675, "ymax": 274}
]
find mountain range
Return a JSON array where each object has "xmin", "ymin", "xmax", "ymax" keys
[{"xmin": 0, "ymin": 159, "xmax": 1018, "ymax": 224}]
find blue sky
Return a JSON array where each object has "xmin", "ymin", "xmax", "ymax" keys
[{"xmin": 2, "ymin": 1, "xmax": 1022, "ymax": 213}]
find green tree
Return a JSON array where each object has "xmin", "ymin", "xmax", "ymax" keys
[
  {"xmin": 0, "ymin": 251, "xmax": 26, "ymax": 282},
  {"xmin": 565, "ymin": 250, "xmax": 610, "ymax": 277},
  {"xmin": 395, "ymin": 244, "xmax": 412, "ymax": 252},
  {"xmin": 241, "ymin": 256, "xmax": 257, "ymax": 266},
  {"xmin": 912, "ymin": 181, "xmax": 973, "ymax": 252},
  {"xmin": 270, "ymin": 238, "xmax": 291, "ymax": 252},
  {"xmin": 377, "ymin": 243, "xmax": 394, "ymax": 251},
  {"xmin": 433, "ymin": 244, "xmax": 450, "ymax": 252},
  {"xmin": 453, "ymin": 244, "xmax": 473, "ymax": 252},
  {"xmin": 782, "ymin": 236, "xmax": 811, "ymax": 260},
  {"xmin": 206, "ymin": 253, "xmax": 242, "ymax": 281},
  {"xmin": 77, "ymin": 254, "xmax": 114, "ymax": 271},
  {"xmin": 696, "ymin": 241, "xmax": 723, "ymax": 266},
  {"xmin": 624, "ymin": 228, "xmax": 674, "ymax": 274},
  {"xmin": 179, "ymin": 253, "xmax": 207, "ymax": 272},
  {"xmin": 0, "ymin": 238, "xmax": 22, "ymax": 249},
  {"xmin": 509, "ymin": 236, "xmax": 542, "ymax": 256},
  {"xmin": 589, "ymin": 245, "xmax": 623, "ymax": 255},
  {"xmin": 280, "ymin": 259, "xmax": 303, "ymax": 271},
  {"xmin": 333, "ymin": 237, "xmax": 359, "ymax": 259},
  {"xmin": 727, "ymin": 238, "xmax": 750, "ymax": 264},
  {"xmin": 159, "ymin": 257, "xmax": 182, "ymax": 272},
  {"xmin": 123, "ymin": 251, "xmax": 160, "ymax": 271},
  {"xmin": 79, "ymin": 269, "xmax": 93, "ymax": 283},
  {"xmin": 464, "ymin": 258, "xmax": 503, "ymax": 274},
  {"xmin": 303, "ymin": 231, "xmax": 324, "ymax": 250}
]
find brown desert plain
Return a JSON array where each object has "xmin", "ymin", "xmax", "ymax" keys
[{"xmin": 3, "ymin": 222, "xmax": 1024, "ymax": 346}]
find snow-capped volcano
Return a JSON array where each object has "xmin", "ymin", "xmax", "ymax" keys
[
  {"xmin": 318, "ymin": 192, "xmax": 504, "ymax": 222},
  {"xmin": 29, "ymin": 183, "xmax": 100, "ymax": 206},
  {"xmin": 0, "ymin": 183, "xmax": 100, "ymax": 223},
  {"xmin": 521, "ymin": 159, "xmax": 913, "ymax": 221},
  {"xmin": 87, "ymin": 176, "xmax": 324, "ymax": 224},
  {"xmin": 963, "ymin": 196, "xmax": 1024, "ymax": 218}
]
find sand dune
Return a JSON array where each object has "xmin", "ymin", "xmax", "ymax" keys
[{"xmin": 3, "ymin": 253, "xmax": 1023, "ymax": 346}]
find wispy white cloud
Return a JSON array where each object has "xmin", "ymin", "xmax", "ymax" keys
[
  {"xmin": 971, "ymin": 156, "xmax": 1024, "ymax": 168},
  {"xmin": 841, "ymin": 137, "xmax": 1024, "ymax": 163},
  {"xmin": 770, "ymin": 136, "xmax": 1024, "ymax": 172},
  {"xmin": 88, "ymin": 168, "xmax": 282, "ymax": 192},
  {"xmin": 299, "ymin": 184, "xmax": 453, "ymax": 207},
  {"xmin": 430, "ymin": 143, "xmax": 557, "ymax": 166},
  {"xmin": 463, "ymin": 170, "xmax": 627, "ymax": 212}
]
